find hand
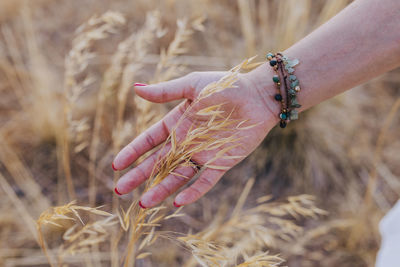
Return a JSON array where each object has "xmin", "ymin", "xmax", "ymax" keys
[{"xmin": 112, "ymin": 67, "xmax": 280, "ymax": 208}]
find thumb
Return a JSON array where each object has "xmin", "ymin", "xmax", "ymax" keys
[{"xmin": 134, "ymin": 73, "xmax": 198, "ymax": 103}]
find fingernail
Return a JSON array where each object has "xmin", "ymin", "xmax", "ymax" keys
[
  {"xmin": 173, "ymin": 201, "xmax": 181, "ymax": 208},
  {"xmin": 112, "ymin": 162, "xmax": 117, "ymax": 171},
  {"xmin": 138, "ymin": 201, "xmax": 146, "ymax": 209},
  {"xmin": 114, "ymin": 187, "xmax": 122, "ymax": 195},
  {"xmin": 134, "ymin": 83, "xmax": 148, "ymax": 87}
]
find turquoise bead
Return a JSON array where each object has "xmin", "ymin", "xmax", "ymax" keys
[
  {"xmin": 266, "ymin": 52, "xmax": 274, "ymax": 59},
  {"xmin": 279, "ymin": 113, "xmax": 287, "ymax": 120},
  {"xmin": 272, "ymin": 75, "xmax": 280, "ymax": 83}
]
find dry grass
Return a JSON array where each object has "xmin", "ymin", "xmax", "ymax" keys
[{"xmin": 0, "ymin": 0, "xmax": 399, "ymax": 266}]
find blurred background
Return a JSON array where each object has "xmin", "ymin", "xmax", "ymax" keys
[{"xmin": 0, "ymin": 0, "xmax": 399, "ymax": 266}]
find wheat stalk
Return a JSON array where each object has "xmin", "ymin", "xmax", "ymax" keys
[
  {"xmin": 36, "ymin": 201, "xmax": 114, "ymax": 266},
  {"xmin": 181, "ymin": 178, "xmax": 326, "ymax": 266},
  {"xmin": 62, "ymin": 11, "xmax": 126, "ymax": 201}
]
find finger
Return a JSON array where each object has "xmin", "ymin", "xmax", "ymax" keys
[
  {"xmin": 115, "ymin": 144, "xmax": 170, "ymax": 195},
  {"xmin": 139, "ymin": 165, "xmax": 196, "ymax": 208},
  {"xmin": 174, "ymin": 168, "xmax": 225, "ymax": 206},
  {"xmin": 134, "ymin": 73, "xmax": 198, "ymax": 103},
  {"xmin": 113, "ymin": 102, "xmax": 187, "ymax": 170}
]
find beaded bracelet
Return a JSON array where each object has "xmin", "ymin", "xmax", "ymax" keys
[{"xmin": 266, "ymin": 52, "xmax": 301, "ymax": 128}]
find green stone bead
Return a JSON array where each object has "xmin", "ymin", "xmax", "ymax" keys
[
  {"xmin": 288, "ymin": 89, "xmax": 296, "ymax": 95},
  {"xmin": 291, "ymin": 97, "xmax": 301, "ymax": 109},
  {"xmin": 291, "ymin": 99, "xmax": 302, "ymax": 108},
  {"xmin": 291, "ymin": 80, "xmax": 299, "ymax": 88},
  {"xmin": 279, "ymin": 113, "xmax": 287, "ymax": 120},
  {"xmin": 287, "ymin": 67, "xmax": 294, "ymax": 73},
  {"xmin": 289, "ymin": 75, "xmax": 297, "ymax": 81},
  {"xmin": 272, "ymin": 75, "xmax": 280, "ymax": 83}
]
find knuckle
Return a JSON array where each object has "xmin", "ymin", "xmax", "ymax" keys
[
  {"xmin": 158, "ymin": 182, "xmax": 171, "ymax": 195},
  {"xmin": 135, "ymin": 166, "xmax": 147, "ymax": 180},
  {"xmin": 161, "ymin": 119, "xmax": 170, "ymax": 135},
  {"xmin": 126, "ymin": 143, "xmax": 139, "ymax": 157},
  {"xmin": 161, "ymin": 86, "xmax": 168, "ymax": 101},
  {"xmin": 183, "ymin": 72, "xmax": 202, "ymax": 100},
  {"xmin": 144, "ymin": 133, "xmax": 156, "ymax": 148},
  {"xmin": 187, "ymin": 72, "xmax": 201, "ymax": 86},
  {"xmin": 189, "ymin": 186, "xmax": 202, "ymax": 198},
  {"xmin": 170, "ymin": 170, "xmax": 190, "ymax": 183},
  {"xmin": 198, "ymin": 176, "xmax": 214, "ymax": 188},
  {"xmin": 171, "ymin": 173, "xmax": 186, "ymax": 183}
]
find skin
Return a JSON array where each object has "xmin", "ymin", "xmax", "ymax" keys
[{"xmin": 113, "ymin": 0, "xmax": 400, "ymax": 208}]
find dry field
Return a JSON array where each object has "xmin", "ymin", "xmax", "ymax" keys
[{"xmin": 0, "ymin": 0, "xmax": 399, "ymax": 266}]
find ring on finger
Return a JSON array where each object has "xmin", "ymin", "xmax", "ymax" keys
[{"xmin": 189, "ymin": 159, "xmax": 202, "ymax": 171}]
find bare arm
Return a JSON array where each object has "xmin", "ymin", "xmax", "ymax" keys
[{"xmin": 250, "ymin": 0, "xmax": 400, "ymax": 120}]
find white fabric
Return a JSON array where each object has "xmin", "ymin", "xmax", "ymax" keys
[{"xmin": 376, "ymin": 200, "xmax": 400, "ymax": 267}]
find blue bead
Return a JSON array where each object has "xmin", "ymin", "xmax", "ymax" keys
[{"xmin": 274, "ymin": 94, "xmax": 282, "ymax": 101}]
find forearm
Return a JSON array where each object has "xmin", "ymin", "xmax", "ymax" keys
[{"xmin": 250, "ymin": 0, "xmax": 400, "ymax": 123}]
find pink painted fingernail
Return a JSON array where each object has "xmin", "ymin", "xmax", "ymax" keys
[
  {"xmin": 112, "ymin": 162, "xmax": 117, "ymax": 171},
  {"xmin": 173, "ymin": 201, "xmax": 181, "ymax": 208},
  {"xmin": 114, "ymin": 188, "xmax": 122, "ymax": 195},
  {"xmin": 134, "ymin": 83, "xmax": 148, "ymax": 87},
  {"xmin": 138, "ymin": 201, "xmax": 146, "ymax": 209}
]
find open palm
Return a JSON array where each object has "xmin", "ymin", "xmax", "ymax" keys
[{"xmin": 113, "ymin": 70, "xmax": 279, "ymax": 208}]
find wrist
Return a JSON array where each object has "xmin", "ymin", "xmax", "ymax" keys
[{"xmin": 244, "ymin": 63, "xmax": 281, "ymax": 128}]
